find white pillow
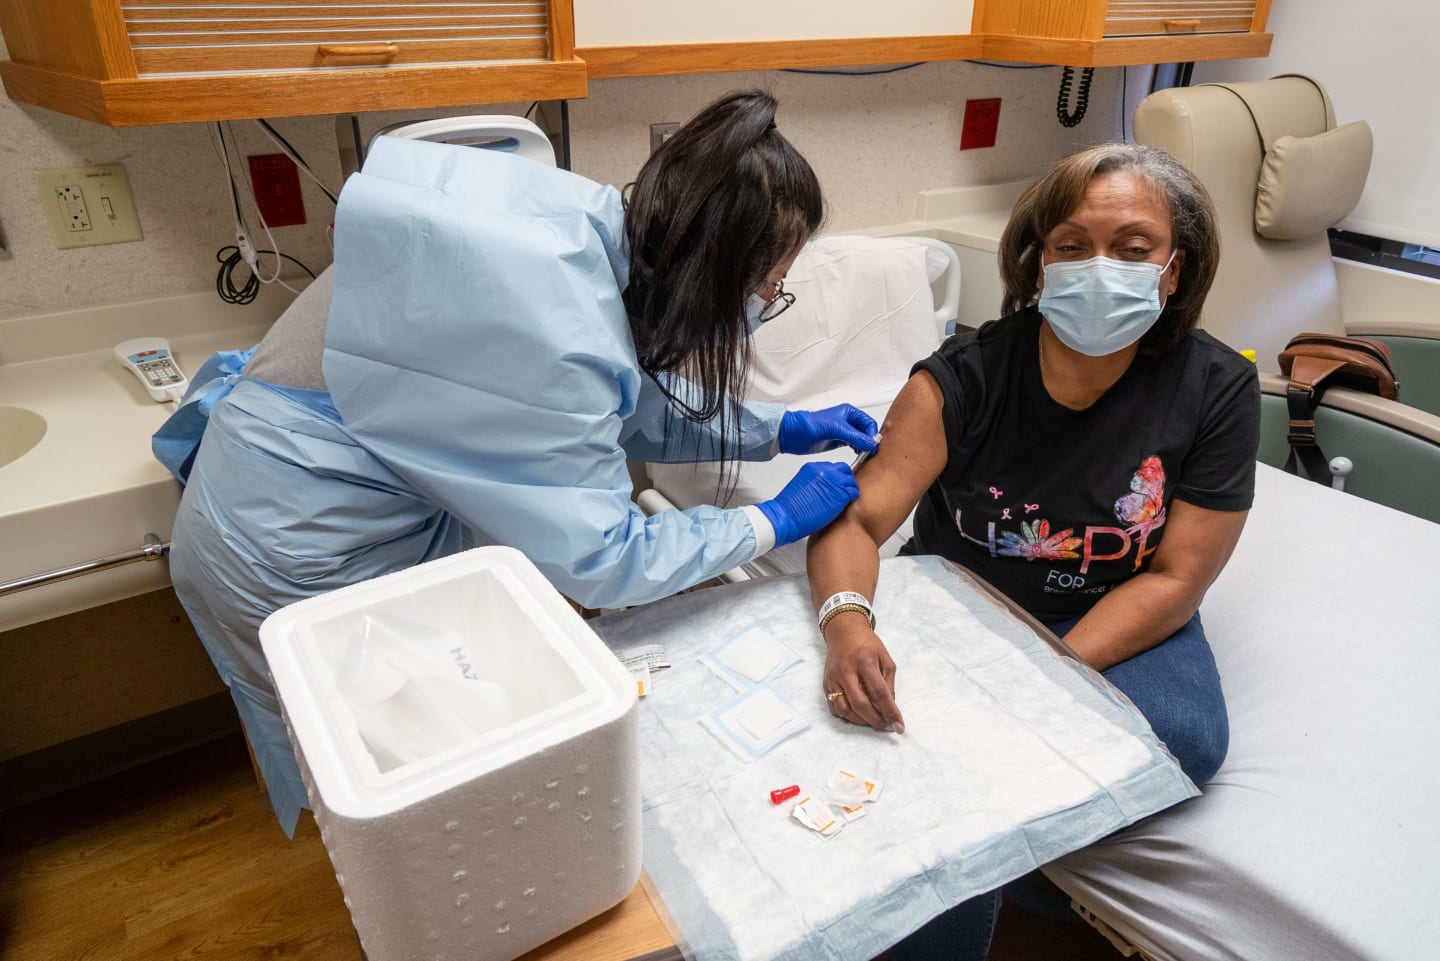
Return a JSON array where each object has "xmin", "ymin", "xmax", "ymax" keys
[{"xmin": 746, "ymin": 235, "xmax": 946, "ymax": 411}]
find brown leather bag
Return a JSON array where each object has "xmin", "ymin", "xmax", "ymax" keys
[
  {"xmin": 1277, "ymin": 332, "xmax": 1400, "ymax": 483},
  {"xmin": 1278, "ymin": 332, "xmax": 1399, "ymax": 399}
]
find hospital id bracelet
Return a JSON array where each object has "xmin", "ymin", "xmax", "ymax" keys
[{"xmin": 817, "ymin": 591, "xmax": 875, "ymax": 633}]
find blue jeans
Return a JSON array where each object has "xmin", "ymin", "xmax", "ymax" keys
[
  {"xmin": 888, "ymin": 612, "xmax": 1228, "ymax": 960},
  {"xmin": 889, "ymin": 890, "xmax": 1001, "ymax": 961},
  {"xmin": 1079, "ymin": 611, "xmax": 1229, "ymax": 787}
]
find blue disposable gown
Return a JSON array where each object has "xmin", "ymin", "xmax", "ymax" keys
[{"xmin": 163, "ymin": 137, "xmax": 784, "ymax": 833}]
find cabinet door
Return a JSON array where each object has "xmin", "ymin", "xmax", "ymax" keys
[
  {"xmin": 125, "ymin": 0, "xmax": 559, "ymax": 74},
  {"xmin": 1103, "ymin": 0, "xmax": 1261, "ymax": 37},
  {"xmin": 573, "ymin": 0, "xmax": 975, "ymax": 47}
]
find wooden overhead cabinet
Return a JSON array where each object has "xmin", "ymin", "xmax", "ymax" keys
[
  {"xmin": 974, "ymin": 0, "xmax": 1272, "ymax": 66},
  {"xmin": 0, "ymin": 0, "xmax": 586, "ymax": 125}
]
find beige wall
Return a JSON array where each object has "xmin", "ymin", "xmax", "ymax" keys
[{"xmin": 0, "ymin": 60, "xmax": 1126, "ymax": 322}]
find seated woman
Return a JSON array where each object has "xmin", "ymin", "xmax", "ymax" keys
[{"xmin": 805, "ymin": 142, "xmax": 1260, "ymax": 960}]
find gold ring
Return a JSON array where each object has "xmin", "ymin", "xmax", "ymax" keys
[{"xmin": 826, "ymin": 691, "xmax": 844, "ymax": 703}]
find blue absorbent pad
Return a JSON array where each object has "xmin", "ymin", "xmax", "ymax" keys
[{"xmin": 592, "ymin": 555, "xmax": 1197, "ymax": 961}]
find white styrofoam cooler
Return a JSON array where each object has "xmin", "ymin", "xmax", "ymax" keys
[{"xmin": 260, "ymin": 546, "xmax": 641, "ymax": 961}]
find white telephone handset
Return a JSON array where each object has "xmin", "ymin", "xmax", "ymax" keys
[{"xmin": 114, "ymin": 337, "xmax": 189, "ymax": 403}]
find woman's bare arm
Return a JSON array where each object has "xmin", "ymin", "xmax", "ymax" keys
[
  {"xmin": 1058, "ymin": 500, "xmax": 1248, "ymax": 670},
  {"xmin": 806, "ymin": 371, "xmax": 950, "ymax": 732}
]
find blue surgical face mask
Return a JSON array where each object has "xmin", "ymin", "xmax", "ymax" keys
[
  {"xmin": 1038, "ymin": 252, "xmax": 1176, "ymax": 357},
  {"xmin": 744, "ymin": 293, "xmax": 769, "ymax": 335}
]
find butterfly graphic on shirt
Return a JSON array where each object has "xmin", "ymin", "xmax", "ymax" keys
[
  {"xmin": 1114, "ymin": 455, "xmax": 1167, "ymax": 538},
  {"xmin": 997, "ymin": 518, "xmax": 1083, "ymax": 561}
]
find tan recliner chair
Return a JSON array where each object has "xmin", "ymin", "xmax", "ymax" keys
[{"xmin": 1134, "ymin": 74, "xmax": 1440, "ymax": 523}]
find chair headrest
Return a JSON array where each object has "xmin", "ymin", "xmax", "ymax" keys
[
  {"xmin": 1206, "ymin": 74, "xmax": 1373, "ymax": 240},
  {"xmin": 1254, "ymin": 121, "xmax": 1373, "ymax": 240}
]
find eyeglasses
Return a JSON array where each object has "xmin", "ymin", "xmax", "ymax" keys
[{"xmin": 756, "ymin": 279, "xmax": 796, "ymax": 323}]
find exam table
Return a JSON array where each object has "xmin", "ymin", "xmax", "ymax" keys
[
  {"xmin": 592, "ymin": 552, "xmax": 1196, "ymax": 961},
  {"xmin": 1045, "ymin": 461, "xmax": 1440, "ymax": 961}
]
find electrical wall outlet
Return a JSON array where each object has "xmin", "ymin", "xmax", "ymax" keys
[
  {"xmin": 34, "ymin": 163, "xmax": 144, "ymax": 250},
  {"xmin": 56, "ymin": 185, "xmax": 91, "ymax": 231},
  {"xmin": 649, "ymin": 122, "xmax": 680, "ymax": 154}
]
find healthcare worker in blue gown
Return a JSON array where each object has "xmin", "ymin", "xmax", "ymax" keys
[{"xmin": 152, "ymin": 90, "xmax": 877, "ymax": 834}]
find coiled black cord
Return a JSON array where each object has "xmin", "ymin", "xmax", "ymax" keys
[
  {"xmin": 1056, "ymin": 66, "xmax": 1096, "ymax": 128},
  {"xmin": 215, "ymin": 245, "xmax": 317, "ymax": 305}
]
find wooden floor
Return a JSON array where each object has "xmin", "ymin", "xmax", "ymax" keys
[{"xmin": 0, "ymin": 734, "xmax": 1126, "ymax": 961}]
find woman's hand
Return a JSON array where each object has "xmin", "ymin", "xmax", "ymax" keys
[
  {"xmin": 822, "ymin": 616, "xmax": 906, "ymax": 733},
  {"xmin": 778, "ymin": 405, "xmax": 878, "ymax": 455}
]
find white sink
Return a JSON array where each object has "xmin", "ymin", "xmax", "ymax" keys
[
  {"xmin": 0, "ymin": 283, "xmax": 297, "ymax": 632},
  {"xmin": 0, "ymin": 406, "xmax": 46, "ymax": 468}
]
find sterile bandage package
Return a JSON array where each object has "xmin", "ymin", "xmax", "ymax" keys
[
  {"xmin": 701, "ymin": 686, "xmax": 809, "ymax": 760},
  {"xmin": 592, "ymin": 555, "xmax": 1197, "ymax": 961},
  {"xmin": 701, "ymin": 624, "xmax": 802, "ymax": 691}
]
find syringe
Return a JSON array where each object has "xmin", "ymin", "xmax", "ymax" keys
[{"xmin": 851, "ymin": 431, "xmax": 883, "ymax": 470}]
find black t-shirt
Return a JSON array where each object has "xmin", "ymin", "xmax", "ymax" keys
[{"xmin": 904, "ymin": 307, "xmax": 1260, "ymax": 625}]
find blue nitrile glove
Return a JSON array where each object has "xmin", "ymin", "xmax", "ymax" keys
[
  {"xmin": 778, "ymin": 405, "xmax": 879, "ymax": 455},
  {"xmin": 755, "ymin": 462, "xmax": 860, "ymax": 547}
]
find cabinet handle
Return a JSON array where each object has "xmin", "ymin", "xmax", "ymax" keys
[
  {"xmin": 1162, "ymin": 19, "xmax": 1202, "ymax": 33},
  {"xmin": 317, "ymin": 43, "xmax": 401, "ymax": 61}
]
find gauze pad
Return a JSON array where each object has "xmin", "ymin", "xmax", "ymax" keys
[
  {"xmin": 702, "ymin": 625, "xmax": 801, "ymax": 691},
  {"xmin": 701, "ymin": 687, "xmax": 809, "ymax": 761}
]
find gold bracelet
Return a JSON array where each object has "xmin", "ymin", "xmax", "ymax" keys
[
  {"xmin": 819, "ymin": 602, "xmax": 875, "ymax": 635},
  {"xmin": 817, "ymin": 591, "xmax": 874, "ymax": 629}
]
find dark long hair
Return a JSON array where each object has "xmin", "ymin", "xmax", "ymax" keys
[
  {"xmin": 999, "ymin": 142, "xmax": 1219, "ymax": 357},
  {"xmin": 623, "ymin": 90, "xmax": 824, "ymax": 461}
]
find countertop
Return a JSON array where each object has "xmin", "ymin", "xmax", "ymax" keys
[
  {"xmin": 908, "ymin": 179, "xmax": 1025, "ymax": 251},
  {"xmin": 0, "ymin": 285, "xmax": 297, "ymax": 632}
]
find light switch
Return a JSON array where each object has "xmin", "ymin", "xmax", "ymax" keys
[
  {"xmin": 34, "ymin": 163, "xmax": 144, "ymax": 249},
  {"xmin": 649, "ymin": 122, "xmax": 680, "ymax": 154}
]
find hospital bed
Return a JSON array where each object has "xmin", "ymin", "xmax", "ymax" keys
[
  {"xmin": 637, "ymin": 232, "xmax": 961, "ymax": 580},
  {"xmin": 636, "ymin": 236, "xmax": 1440, "ymax": 959},
  {"xmin": 1048, "ymin": 461, "xmax": 1440, "ymax": 961}
]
